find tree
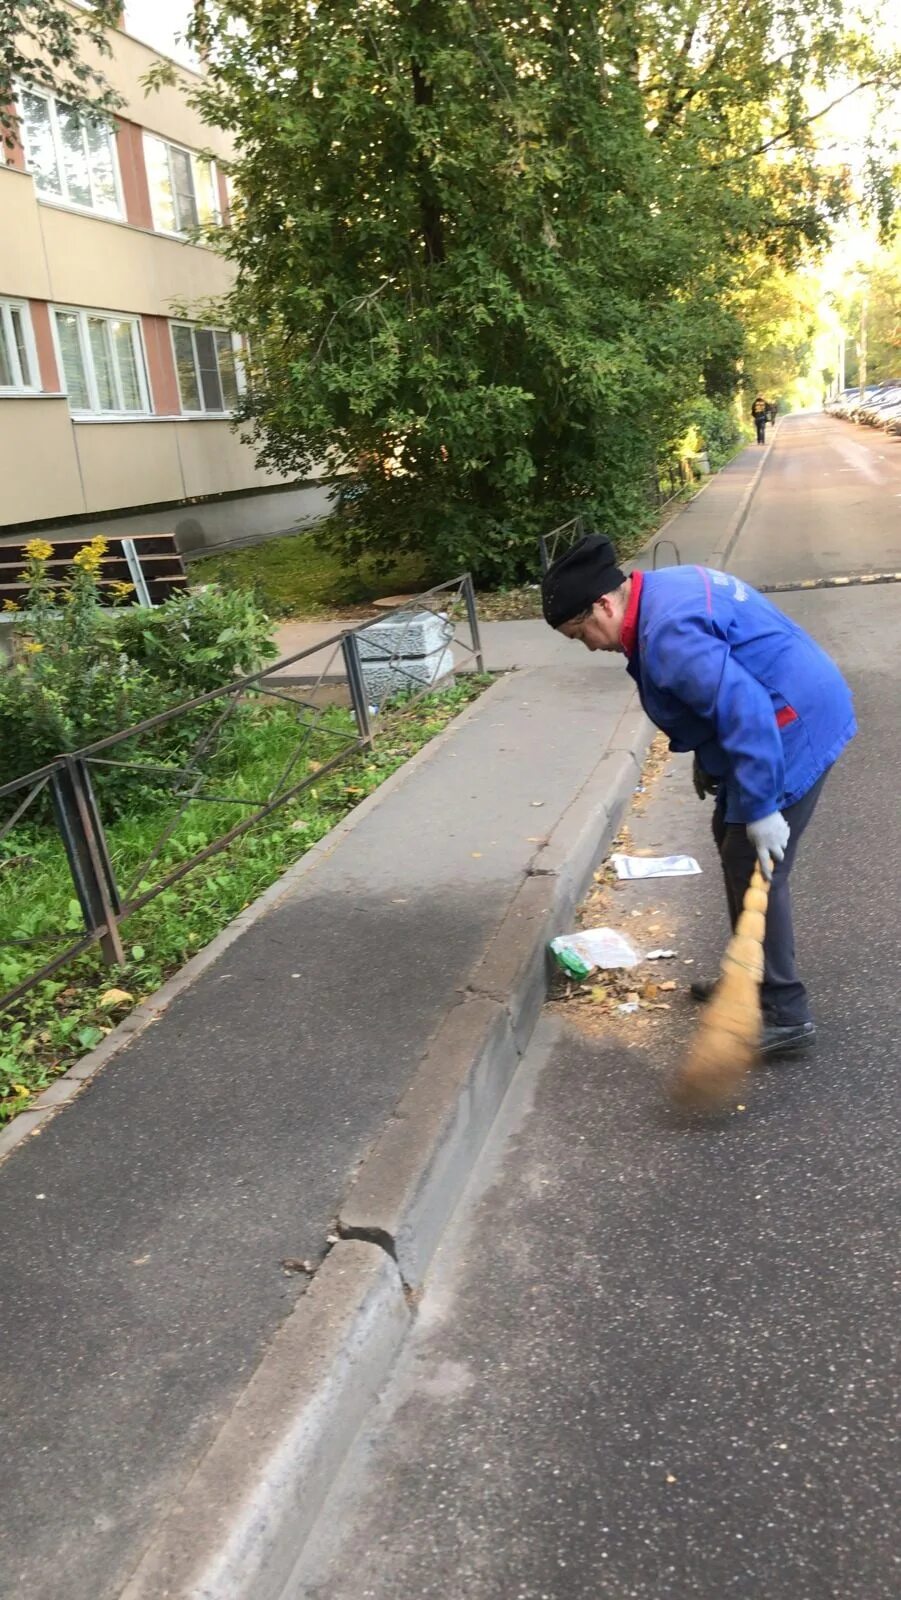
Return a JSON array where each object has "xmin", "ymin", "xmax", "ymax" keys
[
  {"xmin": 181, "ymin": 0, "xmax": 899, "ymax": 583},
  {"xmin": 1, "ymin": 0, "xmax": 121, "ymax": 149}
]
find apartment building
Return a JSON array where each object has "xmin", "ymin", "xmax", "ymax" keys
[{"xmin": 0, "ymin": 2, "xmax": 327, "ymax": 552}]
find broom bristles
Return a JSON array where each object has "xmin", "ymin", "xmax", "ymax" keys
[{"xmin": 670, "ymin": 864, "xmax": 771, "ymax": 1112}]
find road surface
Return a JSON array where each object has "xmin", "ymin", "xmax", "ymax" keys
[{"xmin": 292, "ymin": 415, "xmax": 900, "ymax": 1600}]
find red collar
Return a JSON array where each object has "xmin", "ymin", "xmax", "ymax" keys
[{"xmin": 620, "ymin": 570, "xmax": 643, "ymax": 657}]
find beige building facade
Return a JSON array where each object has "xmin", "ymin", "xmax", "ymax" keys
[{"xmin": 0, "ymin": 3, "xmax": 324, "ymax": 547}]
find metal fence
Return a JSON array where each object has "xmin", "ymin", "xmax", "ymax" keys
[
  {"xmin": 537, "ymin": 462, "xmax": 695, "ymax": 576},
  {"xmin": 0, "ymin": 575, "xmax": 483, "ymax": 1013}
]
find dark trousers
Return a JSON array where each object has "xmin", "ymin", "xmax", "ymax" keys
[
  {"xmin": 712, "ymin": 773, "xmax": 828, "ymax": 1026},
  {"xmin": 755, "ymin": 415, "xmax": 767, "ymax": 443}
]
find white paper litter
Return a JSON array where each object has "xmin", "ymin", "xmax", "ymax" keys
[
  {"xmin": 611, "ymin": 853, "xmax": 702, "ymax": 880},
  {"xmin": 618, "ymin": 1001, "xmax": 640, "ymax": 1014},
  {"xmin": 549, "ymin": 926, "xmax": 641, "ymax": 978},
  {"xmin": 646, "ymin": 948, "xmax": 677, "ymax": 960}
]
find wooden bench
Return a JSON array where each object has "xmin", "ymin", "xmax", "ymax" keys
[{"xmin": 0, "ymin": 532, "xmax": 186, "ymax": 609}]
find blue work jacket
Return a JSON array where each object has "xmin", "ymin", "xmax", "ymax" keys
[{"xmin": 624, "ymin": 567, "xmax": 856, "ymax": 822}]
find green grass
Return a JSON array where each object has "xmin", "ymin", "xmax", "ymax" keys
[
  {"xmin": 192, "ymin": 526, "xmax": 434, "ymax": 620},
  {"xmin": 0, "ymin": 677, "xmax": 490, "ymax": 1123}
]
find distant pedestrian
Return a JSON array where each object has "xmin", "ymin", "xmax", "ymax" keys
[
  {"xmin": 767, "ymin": 400, "xmax": 778, "ymax": 425},
  {"xmin": 542, "ymin": 536, "xmax": 856, "ymax": 1059},
  {"xmin": 751, "ymin": 395, "xmax": 769, "ymax": 444}
]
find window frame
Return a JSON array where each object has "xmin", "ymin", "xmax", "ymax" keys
[
  {"xmin": 0, "ymin": 298, "xmax": 40, "ymax": 395},
  {"xmin": 142, "ymin": 131, "xmax": 221, "ymax": 237},
  {"xmin": 15, "ymin": 85, "xmax": 124, "ymax": 219},
  {"xmin": 50, "ymin": 305, "xmax": 152, "ymax": 418},
  {"xmin": 169, "ymin": 321, "xmax": 244, "ymax": 416}
]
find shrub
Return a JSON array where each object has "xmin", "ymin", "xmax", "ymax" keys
[{"xmin": 0, "ymin": 539, "xmax": 278, "ymax": 795}]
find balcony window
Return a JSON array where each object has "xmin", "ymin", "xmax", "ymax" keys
[
  {"xmin": 53, "ymin": 308, "xmax": 150, "ymax": 416},
  {"xmin": 0, "ymin": 299, "xmax": 39, "ymax": 393},
  {"xmin": 17, "ymin": 88, "xmax": 121, "ymax": 217},
  {"xmin": 171, "ymin": 323, "xmax": 241, "ymax": 414},
  {"xmin": 143, "ymin": 133, "xmax": 219, "ymax": 235}
]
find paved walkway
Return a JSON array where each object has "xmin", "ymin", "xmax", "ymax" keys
[
  {"xmin": 0, "ymin": 445, "xmax": 760, "ymax": 1600},
  {"xmin": 291, "ymin": 420, "xmax": 899, "ymax": 1600}
]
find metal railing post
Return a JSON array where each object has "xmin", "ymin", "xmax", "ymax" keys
[
  {"xmin": 462, "ymin": 573, "xmax": 484, "ymax": 672},
  {"xmin": 120, "ymin": 538, "xmax": 153, "ymax": 608},
  {"xmin": 538, "ymin": 536, "xmax": 550, "ymax": 575},
  {"xmin": 50, "ymin": 757, "xmax": 125, "ymax": 966},
  {"xmin": 341, "ymin": 630, "xmax": 373, "ymax": 746}
]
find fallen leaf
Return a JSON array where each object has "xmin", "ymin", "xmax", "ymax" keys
[
  {"xmin": 659, "ymin": 980, "xmax": 677, "ymax": 992},
  {"xmin": 281, "ymin": 1258, "xmax": 314, "ymax": 1274},
  {"xmin": 471, "ymin": 852, "xmax": 483, "ymax": 859},
  {"xmin": 530, "ymin": 800, "xmax": 544, "ymax": 808},
  {"xmin": 99, "ymin": 987, "xmax": 132, "ymax": 1009}
]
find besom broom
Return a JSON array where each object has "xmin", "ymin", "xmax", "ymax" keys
[{"xmin": 670, "ymin": 863, "xmax": 771, "ymax": 1112}]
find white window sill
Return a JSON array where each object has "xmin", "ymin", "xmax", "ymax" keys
[
  {"xmin": 36, "ymin": 191, "xmax": 124, "ymax": 224},
  {"xmin": 70, "ymin": 411, "xmax": 238, "ymax": 424},
  {"xmin": 34, "ymin": 192, "xmax": 223, "ymax": 248},
  {"xmin": 0, "ymin": 389, "xmax": 67, "ymax": 400}
]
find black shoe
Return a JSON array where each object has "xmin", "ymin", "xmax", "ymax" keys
[
  {"xmin": 689, "ymin": 977, "xmax": 718, "ymax": 1002},
  {"xmin": 759, "ymin": 1021, "xmax": 816, "ymax": 1058}
]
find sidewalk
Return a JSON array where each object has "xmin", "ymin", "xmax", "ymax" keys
[{"xmin": 0, "ymin": 444, "xmax": 762, "ymax": 1600}]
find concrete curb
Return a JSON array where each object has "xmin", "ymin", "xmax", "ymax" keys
[
  {"xmin": 338, "ymin": 695, "xmax": 653, "ymax": 1290},
  {"xmin": 118, "ymin": 1241, "xmax": 411, "ymax": 1600},
  {"xmin": 0, "ymin": 679, "xmax": 498, "ymax": 1169},
  {"xmin": 112, "ymin": 688, "xmax": 654, "ymax": 1600}
]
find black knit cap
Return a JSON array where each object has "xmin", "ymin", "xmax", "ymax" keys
[{"xmin": 541, "ymin": 533, "xmax": 626, "ymax": 629}]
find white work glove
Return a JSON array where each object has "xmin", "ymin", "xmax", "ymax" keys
[{"xmin": 746, "ymin": 811, "xmax": 790, "ymax": 881}]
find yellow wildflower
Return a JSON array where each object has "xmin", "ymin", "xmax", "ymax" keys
[
  {"xmin": 24, "ymin": 538, "xmax": 54, "ymax": 562},
  {"xmin": 108, "ymin": 579, "xmax": 135, "ymax": 600},
  {"xmin": 22, "ymin": 640, "xmax": 44, "ymax": 654},
  {"xmin": 2, "ymin": 598, "xmax": 19, "ymax": 613},
  {"xmin": 72, "ymin": 541, "xmax": 105, "ymax": 574}
]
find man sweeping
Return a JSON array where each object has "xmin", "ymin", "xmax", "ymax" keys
[{"xmin": 542, "ymin": 536, "xmax": 856, "ymax": 1058}]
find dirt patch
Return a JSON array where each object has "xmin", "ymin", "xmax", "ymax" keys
[{"xmin": 547, "ymin": 735, "xmax": 700, "ymax": 1049}]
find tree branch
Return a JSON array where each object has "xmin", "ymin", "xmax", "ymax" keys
[{"xmin": 712, "ymin": 78, "xmax": 888, "ymax": 169}]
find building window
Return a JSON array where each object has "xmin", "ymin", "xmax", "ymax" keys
[
  {"xmin": 0, "ymin": 299, "xmax": 39, "ymax": 393},
  {"xmin": 171, "ymin": 323, "xmax": 241, "ymax": 414},
  {"xmin": 52, "ymin": 308, "xmax": 150, "ymax": 415},
  {"xmin": 16, "ymin": 88, "xmax": 121, "ymax": 217},
  {"xmin": 143, "ymin": 133, "xmax": 220, "ymax": 235}
]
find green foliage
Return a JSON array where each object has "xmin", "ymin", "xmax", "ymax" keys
[
  {"xmin": 0, "ymin": 677, "xmax": 489, "ymax": 1121},
  {"xmin": 672, "ymin": 397, "xmax": 746, "ymax": 472},
  {"xmin": 192, "ymin": 528, "xmax": 433, "ymax": 619},
  {"xmin": 113, "ymin": 582, "xmax": 277, "ymax": 692},
  {"xmin": 167, "ymin": 2, "xmax": 899, "ymax": 583},
  {"xmin": 0, "ymin": 539, "xmax": 278, "ymax": 787},
  {"xmin": 839, "ymin": 240, "xmax": 901, "ymax": 385},
  {"xmin": 1, "ymin": 1, "xmax": 122, "ymax": 149}
]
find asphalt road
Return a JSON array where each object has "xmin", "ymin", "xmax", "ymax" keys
[{"xmin": 293, "ymin": 414, "xmax": 901, "ymax": 1600}]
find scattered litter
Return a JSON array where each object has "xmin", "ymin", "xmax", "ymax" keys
[
  {"xmin": 618, "ymin": 1001, "xmax": 640, "ymax": 1014},
  {"xmin": 646, "ymin": 948, "xmax": 677, "ymax": 960},
  {"xmin": 549, "ymin": 926, "xmax": 641, "ymax": 980},
  {"xmin": 611, "ymin": 853, "xmax": 701, "ymax": 880},
  {"xmin": 531, "ymin": 800, "xmax": 545, "ymax": 808}
]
